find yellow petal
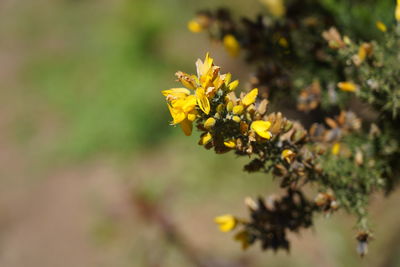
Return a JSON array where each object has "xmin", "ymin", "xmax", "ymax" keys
[
  {"xmin": 251, "ymin": 120, "xmax": 272, "ymax": 139},
  {"xmin": 162, "ymin": 88, "xmax": 191, "ymax": 101},
  {"xmin": 224, "ymin": 140, "xmax": 236, "ymax": 148},
  {"xmin": 223, "ymin": 34, "xmax": 240, "ymax": 58},
  {"xmin": 281, "ymin": 149, "xmax": 296, "ymax": 163},
  {"xmin": 196, "ymin": 53, "xmax": 214, "ymax": 78},
  {"xmin": 338, "ymin": 82, "xmax": 357, "ymax": 92},
  {"xmin": 199, "ymin": 132, "xmax": 212, "ymax": 145},
  {"xmin": 180, "ymin": 119, "xmax": 193, "ymax": 136},
  {"xmin": 228, "ymin": 80, "xmax": 239, "ymax": 91},
  {"xmin": 167, "ymin": 104, "xmax": 186, "ymax": 124},
  {"xmin": 187, "ymin": 20, "xmax": 203, "ymax": 33},
  {"xmin": 358, "ymin": 46, "xmax": 366, "ymax": 62},
  {"xmin": 331, "ymin": 142, "xmax": 340, "ymax": 155},
  {"xmin": 182, "ymin": 95, "xmax": 197, "ymax": 113},
  {"xmin": 232, "ymin": 105, "xmax": 244, "ymax": 115},
  {"xmin": 396, "ymin": 4, "xmax": 400, "ymax": 21},
  {"xmin": 196, "ymin": 87, "xmax": 210, "ymax": 114},
  {"xmin": 226, "ymin": 101, "xmax": 234, "ymax": 112},
  {"xmin": 375, "ymin": 21, "xmax": 387, "ymax": 32},
  {"xmin": 214, "ymin": 214, "xmax": 237, "ymax": 232},
  {"xmin": 232, "ymin": 115, "xmax": 241, "ymax": 123},
  {"xmin": 204, "ymin": 117, "xmax": 216, "ymax": 129},
  {"xmin": 187, "ymin": 112, "xmax": 197, "ymax": 122},
  {"xmin": 242, "ymin": 88, "xmax": 258, "ymax": 106},
  {"xmin": 278, "ymin": 37, "xmax": 289, "ymax": 48}
]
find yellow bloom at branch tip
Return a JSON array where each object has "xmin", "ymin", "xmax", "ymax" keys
[
  {"xmin": 204, "ymin": 117, "xmax": 216, "ymax": 129},
  {"xmin": 232, "ymin": 115, "xmax": 241, "ymax": 123},
  {"xmin": 332, "ymin": 142, "xmax": 341, "ymax": 155},
  {"xmin": 224, "ymin": 140, "xmax": 236, "ymax": 148},
  {"xmin": 278, "ymin": 37, "xmax": 289, "ymax": 48},
  {"xmin": 199, "ymin": 132, "xmax": 212, "ymax": 145},
  {"xmin": 228, "ymin": 80, "xmax": 239, "ymax": 91},
  {"xmin": 214, "ymin": 214, "xmax": 237, "ymax": 232},
  {"xmin": 251, "ymin": 120, "xmax": 272, "ymax": 139},
  {"xmin": 396, "ymin": 1, "xmax": 400, "ymax": 22},
  {"xmin": 187, "ymin": 20, "xmax": 203, "ymax": 33},
  {"xmin": 223, "ymin": 34, "xmax": 240, "ymax": 58},
  {"xmin": 338, "ymin": 82, "xmax": 357, "ymax": 92},
  {"xmin": 226, "ymin": 101, "xmax": 234, "ymax": 112},
  {"xmin": 281, "ymin": 149, "xmax": 296, "ymax": 163},
  {"xmin": 232, "ymin": 105, "xmax": 244, "ymax": 115},
  {"xmin": 196, "ymin": 87, "xmax": 210, "ymax": 114},
  {"xmin": 242, "ymin": 88, "xmax": 258, "ymax": 106},
  {"xmin": 375, "ymin": 21, "xmax": 387, "ymax": 32}
]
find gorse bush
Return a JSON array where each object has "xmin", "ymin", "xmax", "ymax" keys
[{"xmin": 162, "ymin": 0, "xmax": 400, "ymax": 256}]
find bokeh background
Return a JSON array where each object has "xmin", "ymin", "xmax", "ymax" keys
[{"xmin": 0, "ymin": 0, "xmax": 400, "ymax": 266}]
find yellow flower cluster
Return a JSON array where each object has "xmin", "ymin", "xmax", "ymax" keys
[
  {"xmin": 162, "ymin": 54, "xmax": 275, "ymax": 150},
  {"xmin": 162, "ymin": 54, "xmax": 238, "ymax": 136}
]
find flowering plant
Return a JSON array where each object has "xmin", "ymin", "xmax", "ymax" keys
[{"xmin": 162, "ymin": 0, "xmax": 400, "ymax": 256}]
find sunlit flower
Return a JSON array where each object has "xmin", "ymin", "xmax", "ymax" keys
[
  {"xmin": 375, "ymin": 21, "xmax": 387, "ymax": 32},
  {"xmin": 232, "ymin": 105, "xmax": 244, "ymax": 115},
  {"xmin": 396, "ymin": 0, "xmax": 400, "ymax": 21},
  {"xmin": 338, "ymin": 81, "xmax": 357, "ymax": 92},
  {"xmin": 224, "ymin": 139, "xmax": 236, "ymax": 148},
  {"xmin": 331, "ymin": 142, "xmax": 341, "ymax": 155},
  {"xmin": 196, "ymin": 87, "xmax": 210, "ymax": 114},
  {"xmin": 242, "ymin": 88, "xmax": 258, "ymax": 106},
  {"xmin": 187, "ymin": 20, "xmax": 203, "ymax": 33},
  {"xmin": 251, "ymin": 120, "xmax": 272, "ymax": 139},
  {"xmin": 199, "ymin": 132, "xmax": 212, "ymax": 145},
  {"xmin": 204, "ymin": 117, "xmax": 216, "ymax": 129},
  {"xmin": 223, "ymin": 34, "xmax": 240, "ymax": 57},
  {"xmin": 214, "ymin": 214, "xmax": 237, "ymax": 232},
  {"xmin": 281, "ymin": 149, "xmax": 296, "ymax": 163}
]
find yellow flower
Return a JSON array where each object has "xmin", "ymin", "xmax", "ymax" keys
[
  {"xmin": 259, "ymin": 0, "xmax": 286, "ymax": 17},
  {"xmin": 331, "ymin": 142, "xmax": 341, "ymax": 155},
  {"xmin": 242, "ymin": 88, "xmax": 258, "ymax": 106},
  {"xmin": 228, "ymin": 79, "xmax": 239, "ymax": 91},
  {"xmin": 196, "ymin": 53, "xmax": 213, "ymax": 83},
  {"xmin": 281, "ymin": 149, "xmax": 296, "ymax": 163},
  {"xmin": 187, "ymin": 20, "xmax": 203, "ymax": 33},
  {"xmin": 204, "ymin": 117, "xmax": 216, "ymax": 129},
  {"xmin": 223, "ymin": 34, "xmax": 240, "ymax": 57},
  {"xmin": 232, "ymin": 115, "xmax": 241, "ymax": 123},
  {"xmin": 338, "ymin": 81, "xmax": 357, "ymax": 92},
  {"xmin": 278, "ymin": 37, "xmax": 289, "ymax": 48},
  {"xmin": 251, "ymin": 120, "xmax": 272, "ymax": 139},
  {"xmin": 226, "ymin": 101, "xmax": 234, "ymax": 112},
  {"xmin": 214, "ymin": 214, "xmax": 237, "ymax": 232},
  {"xmin": 232, "ymin": 105, "xmax": 244, "ymax": 115},
  {"xmin": 199, "ymin": 132, "xmax": 212, "ymax": 145},
  {"xmin": 234, "ymin": 230, "xmax": 250, "ymax": 250},
  {"xmin": 196, "ymin": 87, "xmax": 210, "ymax": 114},
  {"xmin": 162, "ymin": 88, "xmax": 191, "ymax": 101},
  {"xmin": 224, "ymin": 139, "xmax": 236, "ymax": 148},
  {"xmin": 375, "ymin": 21, "xmax": 387, "ymax": 32},
  {"xmin": 396, "ymin": 0, "xmax": 400, "ymax": 21}
]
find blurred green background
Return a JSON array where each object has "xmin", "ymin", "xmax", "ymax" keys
[{"xmin": 0, "ymin": 0, "xmax": 399, "ymax": 266}]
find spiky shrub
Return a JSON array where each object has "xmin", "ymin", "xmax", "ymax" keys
[{"xmin": 162, "ymin": 0, "xmax": 400, "ymax": 256}]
